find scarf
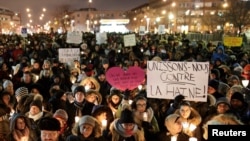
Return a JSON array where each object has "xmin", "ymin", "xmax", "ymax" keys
[
  {"xmin": 113, "ymin": 119, "xmax": 138, "ymax": 138},
  {"xmin": 28, "ymin": 111, "xmax": 43, "ymax": 121}
]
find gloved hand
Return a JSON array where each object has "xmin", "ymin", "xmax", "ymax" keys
[
  {"xmin": 123, "ymin": 89, "xmax": 131, "ymax": 100},
  {"xmin": 142, "ymin": 121, "xmax": 153, "ymax": 129},
  {"xmin": 1, "ymin": 114, "xmax": 10, "ymax": 121}
]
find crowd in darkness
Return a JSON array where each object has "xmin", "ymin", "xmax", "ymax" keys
[{"xmin": 0, "ymin": 31, "xmax": 249, "ymax": 141}]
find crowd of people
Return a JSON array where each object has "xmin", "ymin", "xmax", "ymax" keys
[{"xmin": 0, "ymin": 31, "xmax": 249, "ymax": 141}]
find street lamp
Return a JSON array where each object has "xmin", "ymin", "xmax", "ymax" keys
[
  {"xmin": 168, "ymin": 13, "xmax": 174, "ymax": 33},
  {"xmin": 146, "ymin": 18, "xmax": 150, "ymax": 32}
]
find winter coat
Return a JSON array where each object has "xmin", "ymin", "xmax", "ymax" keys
[
  {"xmin": 174, "ymin": 107, "xmax": 202, "ymax": 141},
  {"xmin": 6, "ymin": 113, "xmax": 37, "ymax": 141},
  {"xmin": 157, "ymin": 131, "xmax": 190, "ymax": 141},
  {"xmin": 67, "ymin": 116, "xmax": 106, "ymax": 141},
  {"xmin": 109, "ymin": 119, "xmax": 145, "ymax": 141},
  {"xmin": 66, "ymin": 100, "xmax": 95, "ymax": 131}
]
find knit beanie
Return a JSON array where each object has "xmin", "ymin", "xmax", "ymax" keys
[
  {"xmin": 39, "ymin": 117, "xmax": 61, "ymax": 131},
  {"xmin": 215, "ymin": 97, "xmax": 230, "ymax": 107},
  {"xmin": 231, "ymin": 92, "xmax": 245, "ymax": 103},
  {"xmin": 73, "ymin": 85, "xmax": 85, "ymax": 96},
  {"xmin": 15, "ymin": 87, "xmax": 29, "ymax": 98},
  {"xmin": 53, "ymin": 109, "xmax": 68, "ymax": 121},
  {"xmin": 79, "ymin": 115, "xmax": 95, "ymax": 127},
  {"xmin": 208, "ymin": 79, "xmax": 219, "ymax": 90},
  {"xmin": 3, "ymin": 80, "xmax": 13, "ymax": 89},
  {"xmin": 30, "ymin": 100, "xmax": 43, "ymax": 111},
  {"xmin": 119, "ymin": 108, "xmax": 135, "ymax": 124}
]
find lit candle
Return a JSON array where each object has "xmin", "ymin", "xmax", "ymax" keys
[
  {"xmin": 182, "ymin": 122, "xmax": 189, "ymax": 129},
  {"xmin": 35, "ymin": 75, "xmax": 39, "ymax": 82},
  {"xmin": 75, "ymin": 116, "xmax": 80, "ymax": 122},
  {"xmin": 85, "ymin": 85, "xmax": 90, "ymax": 91},
  {"xmin": 142, "ymin": 112, "xmax": 148, "ymax": 121},
  {"xmin": 189, "ymin": 123, "xmax": 197, "ymax": 131},
  {"xmin": 102, "ymin": 119, "xmax": 107, "ymax": 129},
  {"xmin": 242, "ymin": 80, "xmax": 249, "ymax": 88},
  {"xmin": 128, "ymin": 100, "xmax": 133, "ymax": 105},
  {"xmin": 138, "ymin": 85, "xmax": 142, "ymax": 90},
  {"xmin": 189, "ymin": 137, "xmax": 197, "ymax": 141}
]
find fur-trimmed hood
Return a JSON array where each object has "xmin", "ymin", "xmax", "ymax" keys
[
  {"xmin": 202, "ymin": 113, "xmax": 243, "ymax": 140},
  {"xmin": 174, "ymin": 107, "xmax": 202, "ymax": 126},
  {"xmin": 71, "ymin": 116, "xmax": 102, "ymax": 138},
  {"xmin": 109, "ymin": 119, "xmax": 145, "ymax": 141}
]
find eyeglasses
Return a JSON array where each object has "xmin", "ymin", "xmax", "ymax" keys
[{"xmin": 136, "ymin": 103, "xmax": 146, "ymax": 107}]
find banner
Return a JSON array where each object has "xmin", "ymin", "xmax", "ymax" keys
[
  {"xmin": 66, "ymin": 31, "xmax": 82, "ymax": 44},
  {"xmin": 106, "ymin": 66, "xmax": 145, "ymax": 91},
  {"xmin": 58, "ymin": 48, "xmax": 80, "ymax": 63},
  {"xmin": 96, "ymin": 32, "xmax": 107, "ymax": 44},
  {"xmin": 147, "ymin": 61, "xmax": 209, "ymax": 102},
  {"xmin": 123, "ymin": 34, "xmax": 136, "ymax": 47},
  {"xmin": 223, "ymin": 37, "xmax": 242, "ymax": 47}
]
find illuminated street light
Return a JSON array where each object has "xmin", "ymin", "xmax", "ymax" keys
[
  {"xmin": 146, "ymin": 18, "xmax": 150, "ymax": 32},
  {"xmin": 26, "ymin": 8, "xmax": 30, "ymax": 12},
  {"xmin": 223, "ymin": 2, "xmax": 228, "ymax": 8},
  {"xmin": 172, "ymin": 2, "xmax": 176, "ymax": 7},
  {"xmin": 43, "ymin": 8, "xmax": 46, "ymax": 12},
  {"xmin": 162, "ymin": 10, "xmax": 166, "ymax": 15},
  {"xmin": 156, "ymin": 17, "xmax": 161, "ymax": 22},
  {"xmin": 169, "ymin": 13, "xmax": 174, "ymax": 20},
  {"xmin": 28, "ymin": 13, "xmax": 32, "ymax": 18}
]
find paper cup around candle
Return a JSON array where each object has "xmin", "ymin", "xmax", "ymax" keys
[
  {"xmin": 189, "ymin": 137, "xmax": 197, "ymax": 141},
  {"xmin": 143, "ymin": 112, "xmax": 148, "ymax": 121},
  {"xmin": 102, "ymin": 119, "xmax": 107, "ymax": 129},
  {"xmin": 75, "ymin": 116, "xmax": 80, "ymax": 122}
]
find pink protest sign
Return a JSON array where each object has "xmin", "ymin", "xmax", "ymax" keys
[{"xmin": 106, "ymin": 66, "xmax": 145, "ymax": 91}]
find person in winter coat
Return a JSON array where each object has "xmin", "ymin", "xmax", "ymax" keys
[
  {"xmin": 66, "ymin": 85, "xmax": 95, "ymax": 132},
  {"xmin": 202, "ymin": 113, "xmax": 244, "ymax": 140},
  {"xmin": 174, "ymin": 101, "xmax": 202, "ymax": 141},
  {"xmin": 6, "ymin": 113, "xmax": 37, "ymax": 141},
  {"xmin": 211, "ymin": 45, "xmax": 229, "ymax": 64},
  {"xmin": 157, "ymin": 114, "xmax": 190, "ymax": 141},
  {"xmin": 0, "ymin": 91, "xmax": 12, "ymax": 140},
  {"xmin": 131, "ymin": 96, "xmax": 160, "ymax": 141},
  {"xmin": 91, "ymin": 105, "xmax": 114, "ymax": 140},
  {"xmin": 53, "ymin": 109, "xmax": 71, "ymax": 140},
  {"xmin": 66, "ymin": 115, "xmax": 107, "ymax": 141},
  {"xmin": 38, "ymin": 117, "xmax": 65, "ymax": 141},
  {"xmin": 106, "ymin": 88, "xmax": 123, "ymax": 118},
  {"xmin": 109, "ymin": 108, "xmax": 145, "ymax": 141}
]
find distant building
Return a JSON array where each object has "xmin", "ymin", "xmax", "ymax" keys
[
  {"xmin": 65, "ymin": 8, "xmax": 129, "ymax": 33},
  {"xmin": 127, "ymin": 0, "xmax": 232, "ymax": 33},
  {"xmin": 0, "ymin": 7, "xmax": 21, "ymax": 34}
]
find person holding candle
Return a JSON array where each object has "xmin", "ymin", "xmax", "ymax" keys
[
  {"xmin": 174, "ymin": 101, "xmax": 202, "ymax": 141},
  {"xmin": 131, "ymin": 96, "xmax": 160, "ymax": 141},
  {"xmin": 91, "ymin": 105, "xmax": 114, "ymax": 140},
  {"xmin": 66, "ymin": 85, "xmax": 95, "ymax": 133},
  {"xmin": 106, "ymin": 88, "xmax": 123, "ymax": 118},
  {"xmin": 157, "ymin": 114, "xmax": 190, "ymax": 141},
  {"xmin": 66, "ymin": 115, "xmax": 107, "ymax": 141},
  {"xmin": 6, "ymin": 113, "xmax": 37, "ymax": 141},
  {"xmin": 109, "ymin": 108, "xmax": 145, "ymax": 141}
]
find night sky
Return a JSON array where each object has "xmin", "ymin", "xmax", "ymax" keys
[{"xmin": 0, "ymin": 0, "xmax": 148, "ymax": 25}]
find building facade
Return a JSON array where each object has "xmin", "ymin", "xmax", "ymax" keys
[
  {"xmin": 127, "ymin": 0, "xmax": 230, "ymax": 33},
  {"xmin": 0, "ymin": 7, "xmax": 21, "ymax": 34}
]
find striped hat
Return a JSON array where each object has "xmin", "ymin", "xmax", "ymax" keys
[{"xmin": 15, "ymin": 87, "xmax": 29, "ymax": 98}]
